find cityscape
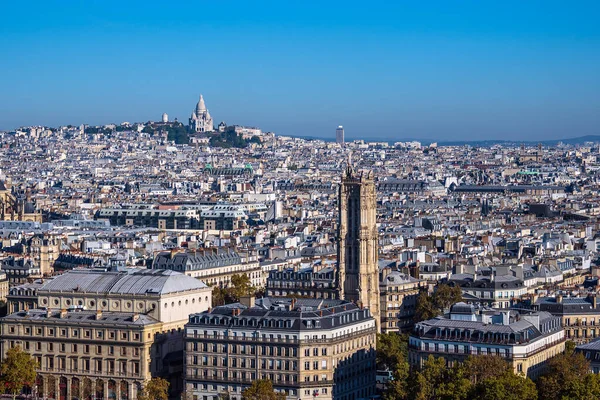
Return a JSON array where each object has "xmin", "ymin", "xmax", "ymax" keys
[{"xmin": 1, "ymin": 2, "xmax": 600, "ymax": 400}]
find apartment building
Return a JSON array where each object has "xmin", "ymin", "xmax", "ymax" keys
[
  {"xmin": 409, "ymin": 303, "xmax": 565, "ymax": 379},
  {"xmin": 152, "ymin": 249, "xmax": 263, "ymax": 288},
  {"xmin": 0, "ymin": 268, "xmax": 212, "ymax": 399},
  {"xmin": 265, "ymin": 265, "xmax": 339, "ymax": 300},
  {"xmin": 534, "ymin": 294, "xmax": 600, "ymax": 343},
  {"xmin": 184, "ymin": 297, "xmax": 377, "ymax": 400},
  {"xmin": 379, "ymin": 269, "xmax": 426, "ymax": 333},
  {"xmin": 0, "ymin": 309, "xmax": 164, "ymax": 399}
]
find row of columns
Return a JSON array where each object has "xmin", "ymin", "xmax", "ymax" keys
[{"xmin": 36, "ymin": 375, "xmax": 139, "ymax": 400}]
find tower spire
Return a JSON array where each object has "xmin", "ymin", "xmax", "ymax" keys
[{"xmin": 337, "ymin": 167, "xmax": 380, "ymax": 332}]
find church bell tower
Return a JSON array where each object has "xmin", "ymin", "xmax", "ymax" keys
[{"xmin": 337, "ymin": 161, "xmax": 381, "ymax": 331}]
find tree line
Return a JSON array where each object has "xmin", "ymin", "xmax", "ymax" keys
[{"xmin": 379, "ymin": 332, "xmax": 600, "ymax": 400}]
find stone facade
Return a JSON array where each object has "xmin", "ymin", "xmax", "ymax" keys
[
  {"xmin": 189, "ymin": 95, "xmax": 213, "ymax": 133},
  {"xmin": 409, "ymin": 303, "xmax": 565, "ymax": 380},
  {"xmin": 379, "ymin": 269, "xmax": 426, "ymax": 333},
  {"xmin": 183, "ymin": 297, "xmax": 377, "ymax": 400},
  {"xmin": 337, "ymin": 164, "xmax": 381, "ymax": 331}
]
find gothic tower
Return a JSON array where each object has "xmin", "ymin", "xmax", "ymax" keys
[{"xmin": 337, "ymin": 163, "xmax": 381, "ymax": 331}]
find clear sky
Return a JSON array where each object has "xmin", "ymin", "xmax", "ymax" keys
[{"xmin": 1, "ymin": 0, "xmax": 599, "ymax": 141}]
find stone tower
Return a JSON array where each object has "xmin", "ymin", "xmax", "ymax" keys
[{"xmin": 337, "ymin": 162, "xmax": 381, "ymax": 331}]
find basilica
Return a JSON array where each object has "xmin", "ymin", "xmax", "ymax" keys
[{"xmin": 189, "ymin": 94, "xmax": 214, "ymax": 133}]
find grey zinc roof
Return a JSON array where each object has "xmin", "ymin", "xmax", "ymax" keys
[
  {"xmin": 577, "ymin": 338, "xmax": 600, "ymax": 351},
  {"xmin": 3, "ymin": 309, "xmax": 159, "ymax": 326},
  {"xmin": 39, "ymin": 268, "xmax": 207, "ymax": 295}
]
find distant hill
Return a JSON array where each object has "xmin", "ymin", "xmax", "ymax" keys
[
  {"xmin": 286, "ymin": 134, "xmax": 600, "ymax": 147},
  {"xmin": 438, "ymin": 135, "xmax": 600, "ymax": 147}
]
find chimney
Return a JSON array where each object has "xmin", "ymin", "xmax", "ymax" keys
[
  {"xmin": 381, "ymin": 267, "xmax": 391, "ymax": 281},
  {"xmin": 240, "ymin": 295, "xmax": 255, "ymax": 308},
  {"xmin": 588, "ymin": 294, "xmax": 598, "ymax": 309},
  {"xmin": 291, "ymin": 298, "xmax": 297, "ymax": 310},
  {"xmin": 132, "ymin": 314, "xmax": 140, "ymax": 322},
  {"xmin": 96, "ymin": 310, "xmax": 102, "ymax": 320},
  {"xmin": 60, "ymin": 309, "xmax": 68, "ymax": 319},
  {"xmin": 556, "ymin": 294, "xmax": 563, "ymax": 304},
  {"xmin": 45, "ymin": 308, "xmax": 52, "ymax": 318}
]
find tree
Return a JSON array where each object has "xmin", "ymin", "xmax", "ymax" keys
[
  {"xmin": 415, "ymin": 284, "xmax": 463, "ymax": 322},
  {"xmin": 409, "ymin": 356, "xmax": 470, "ymax": 400},
  {"xmin": 212, "ymin": 286, "xmax": 227, "ymax": 306},
  {"xmin": 229, "ymin": 273, "xmax": 255, "ymax": 301},
  {"xmin": 218, "ymin": 390, "xmax": 231, "ymax": 400},
  {"xmin": 432, "ymin": 284, "xmax": 463, "ymax": 312},
  {"xmin": 241, "ymin": 379, "xmax": 285, "ymax": 400},
  {"xmin": 536, "ymin": 350, "xmax": 596, "ymax": 400},
  {"xmin": 473, "ymin": 370, "xmax": 538, "ymax": 400},
  {"xmin": 210, "ymin": 274, "xmax": 259, "ymax": 306},
  {"xmin": 81, "ymin": 377, "xmax": 93, "ymax": 400},
  {"xmin": 0, "ymin": 346, "xmax": 38, "ymax": 400},
  {"xmin": 565, "ymin": 339, "xmax": 577, "ymax": 355},
  {"xmin": 383, "ymin": 361, "xmax": 410, "ymax": 400},
  {"xmin": 377, "ymin": 332, "xmax": 408, "ymax": 371},
  {"xmin": 137, "ymin": 377, "xmax": 169, "ymax": 400},
  {"xmin": 461, "ymin": 355, "xmax": 510, "ymax": 385},
  {"xmin": 414, "ymin": 293, "xmax": 438, "ymax": 322}
]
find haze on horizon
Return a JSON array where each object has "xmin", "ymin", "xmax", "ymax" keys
[{"xmin": 1, "ymin": 1, "xmax": 599, "ymax": 142}]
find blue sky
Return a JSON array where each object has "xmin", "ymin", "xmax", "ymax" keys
[{"xmin": 1, "ymin": 0, "xmax": 599, "ymax": 141}]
